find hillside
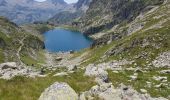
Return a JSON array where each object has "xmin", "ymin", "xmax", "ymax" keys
[
  {"xmin": 0, "ymin": 0, "xmax": 169, "ymax": 100},
  {"xmin": 0, "ymin": 16, "xmax": 45, "ymax": 66},
  {"xmin": 75, "ymin": 0, "xmax": 164, "ymax": 35}
]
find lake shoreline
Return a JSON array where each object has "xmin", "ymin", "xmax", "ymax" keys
[{"xmin": 43, "ymin": 28, "xmax": 93, "ymax": 53}]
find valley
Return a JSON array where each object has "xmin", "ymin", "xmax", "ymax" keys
[{"xmin": 0, "ymin": 0, "xmax": 170, "ymax": 100}]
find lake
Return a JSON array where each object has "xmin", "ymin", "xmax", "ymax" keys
[{"xmin": 44, "ymin": 28, "xmax": 93, "ymax": 52}]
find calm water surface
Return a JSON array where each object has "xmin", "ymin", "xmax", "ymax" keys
[{"xmin": 44, "ymin": 28, "xmax": 93, "ymax": 52}]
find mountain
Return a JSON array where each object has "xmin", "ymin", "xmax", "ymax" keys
[
  {"xmin": 74, "ymin": 0, "xmax": 92, "ymax": 12},
  {"xmin": 75, "ymin": 0, "xmax": 164, "ymax": 35},
  {"xmin": 0, "ymin": 0, "xmax": 170, "ymax": 99},
  {"xmin": 0, "ymin": 0, "xmax": 70, "ymax": 24},
  {"xmin": 49, "ymin": 0, "xmax": 92, "ymax": 25}
]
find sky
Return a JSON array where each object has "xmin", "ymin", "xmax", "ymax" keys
[{"xmin": 35, "ymin": 0, "xmax": 78, "ymax": 4}]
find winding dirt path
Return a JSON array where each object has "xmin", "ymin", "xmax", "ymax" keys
[{"xmin": 16, "ymin": 36, "xmax": 27, "ymax": 65}]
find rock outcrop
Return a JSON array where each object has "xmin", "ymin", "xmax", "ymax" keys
[
  {"xmin": 0, "ymin": 62, "xmax": 42, "ymax": 79},
  {"xmin": 152, "ymin": 52, "xmax": 170, "ymax": 68}
]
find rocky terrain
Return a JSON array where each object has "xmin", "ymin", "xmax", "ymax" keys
[
  {"xmin": 49, "ymin": 0, "xmax": 92, "ymax": 25},
  {"xmin": 0, "ymin": 0, "xmax": 169, "ymax": 100}
]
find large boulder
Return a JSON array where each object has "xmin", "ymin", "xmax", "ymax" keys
[
  {"xmin": 39, "ymin": 82, "xmax": 78, "ymax": 100},
  {"xmin": 0, "ymin": 62, "xmax": 17, "ymax": 70}
]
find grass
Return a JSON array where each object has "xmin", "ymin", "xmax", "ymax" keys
[
  {"xmin": 21, "ymin": 50, "xmax": 46, "ymax": 68},
  {"xmin": 0, "ymin": 70, "xmax": 96, "ymax": 100},
  {"xmin": 0, "ymin": 49, "xmax": 4, "ymax": 63}
]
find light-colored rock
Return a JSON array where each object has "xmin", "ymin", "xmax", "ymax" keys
[
  {"xmin": 130, "ymin": 73, "xmax": 138, "ymax": 81},
  {"xmin": 67, "ymin": 65, "xmax": 77, "ymax": 71},
  {"xmin": 140, "ymin": 89, "xmax": 147, "ymax": 93},
  {"xmin": 0, "ymin": 62, "xmax": 17, "ymax": 70},
  {"xmin": 160, "ymin": 70, "xmax": 170, "ymax": 74},
  {"xmin": 155, "ymin": 83, "xmax": 168, "ymax": 88},
  {"xmin": 153, "ymin": 76, "xmax": 167, "ymax": 82},
  {"xmin": 152, "ymin": 52, "xmax": 170, "ymax": 68},
  {"xmin": 53, "ymin": 72, "xmax": 68, "ymax": 76},
  {"xmin": 39, "ymin": 82, "xmax": 78, "ymax": 100},
  {"xmin": 0, "ymin": 62, "xmax": 41, "ymax": 79}
]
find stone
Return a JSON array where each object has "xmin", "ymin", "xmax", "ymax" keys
[
  {"xmin": 39, "ymin": 82, "xmax": 78, "ymax": 100},
  {"xmin": 0, "ymin": 62, "xmax": 17, "ymax": 70},
  {"xmin": 140, "ymin": 89, "xmax": 147, "ymax": 93},
  {"xmin": 67, "ymin": 65, "xmax": 77, "ymax": 71},
  {"xmin": 160, "ymin": 70, "xmax": 170, "ymax": 74},
  {"xmin": 55, "ymin": 57, "xmax": 62, "ymax": 61},
  {"xmin": 155, "ymin": 83, "xmax": 166, "ymax": 88},
  {"xmin": 130, "ymin": 73, "xmax": 138, "ymax": 81},
  {"xmin": 53, "ymin": 72, "xmax": 68, "ymax": 76},
  {"xmin": 152, "ymin": 52, "xmax": 170, "ymax": 68},
  {"xmin": 134, "ymin": 68, "xmax": 143, "ymax": 73},
  {"xmin": 153, "ymin": 76, "xmax": 167, "ymax": 82},
  {"xmin": 0, "ymin": 62, "xmax": 42, "ymax": 79}
]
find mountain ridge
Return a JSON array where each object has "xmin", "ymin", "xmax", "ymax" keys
[{"xmin": 0, "ymin": 0, "xmax": 71, "ymax": 24}]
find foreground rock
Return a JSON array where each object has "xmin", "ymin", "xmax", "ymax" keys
[
  {"xmin": 0, "ymin": 62, "xmax": 42, "ymax": 79},
  {"xmin": 39, "ymin": 82, "xmax": 78, "ymax": 100}
]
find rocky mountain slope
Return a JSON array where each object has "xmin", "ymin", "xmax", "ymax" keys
[
  {"xmin": 75, "ymin": 0, "xmax": 164, "ymax": 35},
  {"xmin": 49, "ymin": 0, "xmax": 92, "ymax": 25},
  {"xmin": 0, "ymin": 0, "xmax": 169, "ymax": 100},
  {"xmin": 0, "ymin": 0, "xmax": 70, "ymax": 24}
]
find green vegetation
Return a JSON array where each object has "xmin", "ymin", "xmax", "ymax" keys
[
  {"xmin": 0, "ymin": 49, "xmax": 4, "ymax": 63},
  {"xmin": 21, "ymin": 50, "xmax": 46, "ymax": 68},
  {"xmin": 0, "ymin": 70, "xmax": 95, "ymax": 100}
]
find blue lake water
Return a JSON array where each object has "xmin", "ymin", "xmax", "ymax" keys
[{"xmin": 44, "ymin": 28, "xmax": 93, "ymax": 52}]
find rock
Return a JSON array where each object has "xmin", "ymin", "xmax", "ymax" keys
[
  {"xmin": 153, "ymin": 76, "xmax": 167, "ymax": 82},
  {"xmin": 0, "ymin": 62, "xmax": 17, "ymax": 70},
  {"xmin": 39, "ymin": 82, "xmax": 78, "ymax": 100},
  {"xmin": 134, "ymin": 68, "xmax": 143, "ymax": 73},
  {"xmin": 0, "ymin": 62, "xmax": 42, "ymax": 79},
  {"xmin": 112, "ymin": 71, "xmax": 119, "ymax": 73},
  {"xmin": 53, "ymin": 72, "xmax": 68, "ymax": 76},
  {"xmin": 55, "ymin": 57, "xmax": 62, "ymax": 61},
  {"xmin": 152, "ymin": 52, "xmax": 170, "ymax": 68},
  {"xmin": 155, "ymin": 83, "xmax": 166, "ymax": 88},
  {"xmin": 79, "ymin": 93, "xmax": 86, "ymax": 100},
  {"xmin": 140, "ymin": 89, "xmax": 147, "ymax": 93},
  {"xmin": 160, "ymin": 70, "xmax": 170, "ymax": 74},
  {"xmin": 67, "ymin": 65, "xmax": 77, "ymax": 71},
  {"xmin": 130, "ymin": 73, "xmax": 138, "ymax": 81}
]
